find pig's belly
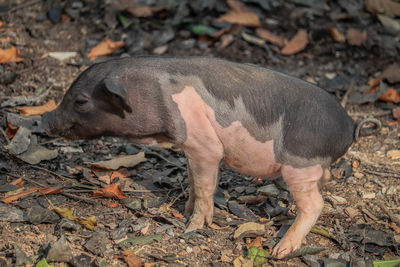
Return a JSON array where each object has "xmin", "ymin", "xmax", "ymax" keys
[{"xmin": 214, "ymin": 121, "xmax": 281, "ymax": 177}]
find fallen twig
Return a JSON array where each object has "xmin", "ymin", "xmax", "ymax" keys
[
  {"xmin": 0, "ymin": 127, "xmax": 10, "ymax": 144},
  {"xmin": 9, "ymin": 0, "xmax": 42, "ymax": 13},
  {"xmin": 341, "ymin": 79, "xmax": 355, "ymax": 108}
]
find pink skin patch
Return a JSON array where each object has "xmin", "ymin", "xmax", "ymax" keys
[{"xmin": 172, "ymin": 86, "xmax": 324, "ymax": 259}]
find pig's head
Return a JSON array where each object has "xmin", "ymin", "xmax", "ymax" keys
[{"xmin": 42, "ymin": 63, "xmax": 133, "ymax": 140}]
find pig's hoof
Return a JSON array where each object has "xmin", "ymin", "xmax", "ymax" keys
[
  {"xmin": 185, "ymin": 219, "xmax": 204, "ymax": 233},
  {"xmin": 184, "ymin": 203, "xmax": 194, "ymax": 219},
  {"xmin": 272, "ymin": 240, "xmax": 301, "ymax": 259}
]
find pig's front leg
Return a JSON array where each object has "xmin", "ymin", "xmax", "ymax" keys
[
  {"xmin": 184, "ymin": 152, "xmax": 221, "ymax": 231},
  {"xmin": 272, "ymin": 165, "xmax": 324, "ymax": 259}
]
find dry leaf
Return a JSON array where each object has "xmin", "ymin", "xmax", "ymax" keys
[
  {"xmin": 89, "ymin": 152, "xmax": 146, "ymax": 170},
  {"xmin": 246, "ymin": 236, "xmax": 263, "ymax": 249},
  {"xmin": 169, "ymin": 211, "xmax": 184, "ymax": 219},
  {"xmin": 16, "ymin": 99, "xmax": 57, "ymax": 116},
  {"xmin": 37, "ymin": 187, "xmax": 63, "ymax": 195},
  {"xmin": 87, "ymin": 39, "xmax": 125, "ymax": 61},
  {"xmin": 328, "ymin": 26, "xmax": 345, "ymax": 42},
  {"xmin": 346, "ymin": 28, "xmax": 367, "ymax": 46},
  {"xmin": 216, "ymin": 0, "xmax": 260, "ymax": 27},
  {"xmin": 365, "ymin": 0, "xmax": 400, "ymax": 18},
  {"xmin": 281, "ymin": 29, "xmax": 308, "ymax": 55},
  {"xmin": 10, "ymin": 178, "xmax": 24, "ymax": 187},
  {"xmin": 234, "ymin": 222, "xmax": 265, "ymax": 239},
  {"xmin": 393, "ymin": 106, "xmax": 400, "ymax": 120},
  {"xmin": 381, "ymin": 63, "xmax": 400, "ymax": 83},
  {"xmin": 118, "ymin": 0, "xmax": 153, "ymax": 17},
  {"xmin": 1, "ymin": 187, "xmax": 40, "ymax": 204},
  {"xmin": 256, "ymin": 28, "xmax": 286, "ymax": 47},
  {"xmin": 92, "ymin": 184, "xmax": 127, "ymax": 199},
  {"xmin": 111, "ymin": 168, "xmax": 130, "ymax": 183},
  {"xmin": 120, "ymin": 250, "xmax": 142, "ymax": 267},
  {"xmin": 219, "ymin": 34, "xmax": 235, "ymax": 49},
  {"xmin": 50, "ymin": 201, "xmax": 97, "ymax": 230},
  {"xmin": 0, "ymin": 46, "xmax": 24, "ymax": 64},
  {"xmin": 5, "ymin": 122, "xmax": 19, "ymax": 139},
  {"xmin": 0, "ymin": 21, "xmax": 3, "ymax": 27},
  {"xmin": 379, "ymin": 87, "xmax": 400, "ymax": 103},
  {"xmin": 107, "ymin": 203, "xmax": 120, "ymax": 208}
]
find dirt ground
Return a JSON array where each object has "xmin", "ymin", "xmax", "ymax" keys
[{"xmin": 0, "ymin": 0, "xmax": 399, "ymax": 266}]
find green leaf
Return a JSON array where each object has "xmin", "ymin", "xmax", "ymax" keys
[
  {"xmin": 373, "ymin": 258, "xmax": 400, "ymax": 267},
  {"xmin": 247, "ymin": 246, "xmax": 269, "ymax": 266},
  {"xmin": 36, "ymin": 258, "xmax": 56, "ymax": 267},
  {"xmin": 118, "ymin": 15, "xmax": 134, "ymax": 29},
  {"xmin": 191, "ymin": 25, "xmax": 217, "ymax": 36},
  {"xmin": 118, "ymin": 234, "xmax": 164, "ymax": 250}
]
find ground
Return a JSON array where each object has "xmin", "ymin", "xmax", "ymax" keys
[{"xmin": 0, "ymin": 0, "xmax": 399, "ymax": 266}]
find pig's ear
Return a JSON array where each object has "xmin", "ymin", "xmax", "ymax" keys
[{"xmin": 104, "ymin": 77, "xmax": 133, "ymax": 113}]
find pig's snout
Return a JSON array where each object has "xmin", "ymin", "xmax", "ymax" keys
[{"xmin": 41, "ymin": 111, "xmax": 58, "ymax": 137}]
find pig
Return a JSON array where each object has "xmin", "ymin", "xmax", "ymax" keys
[{"xmin": 42, "ymin": 56, "xmax": 381, "ymax": 259}]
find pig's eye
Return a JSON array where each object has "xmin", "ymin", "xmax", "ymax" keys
[{"xmin": 75, "ymin": 96, "xmax": 88, "ymax": 106}]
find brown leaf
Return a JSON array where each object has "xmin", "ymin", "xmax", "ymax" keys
[
  {"xmin": 0, "ymin": 21, "xmax": 3, "ymax": 27},
  {"xmin": 1, "ymin": 187, "xmax": 40, "ymax": 204},
  {"xmin": 216, "ymin": 0, "xmax": 260, "ymax": 27},
  {"xmin": 346, "ymin": 28, "xmax": 367, "ymax": 46},
  {"xmin": 10, "ymin": 178, "xmax": 24, "ymax": 187},
  {"xmin": 118, "ymin": 0, "xmax": 153, "ymax": 17},
  {"xmin": 89, "ymin": 152, "xmax": 146, "ymax": 170},
  {"xmin": 256, "ymin": 28, "xmax": 286, "ymax": 47},
  {"xmin": 111, "ymin": 168, "xmax": 130, "ymax": 182},
  {"xmin": 120, "ymin": 250, "xmax": 142, "ymax": 267},
  {"xmin": 393, "ymin": 106, "xmax": 400, "ymax": 120},
  {"xmin": 5, "ymin": 122, "xmax": 19, "ymax": 139},
  {"xmin": 92, "ymin": 184, "xmax": 127, "ymax": 199},
  {"xmin": 328, "ymin": 26, "xmax": 345, "ymax": 42},
  {"xmin": 169, "ymin": 211, "xmax": 184, "ymax": 219},
  {"xmin": 219, "ymin": 34, "xmax": 235, "ymax": 49},
  {"xmin": 365, "ymin": 0, "xmax": 400, "ymax": 18},
  {"xmin": 246, "ymin": 236, "xmax": 263, "ymax": 249},
  {"xmin": 0, "ymin": 46, "xmax": 24, "ymax": 64},
  {"xmin": 281, "ymin": 29, "xmax": 308, "ymax": 55},
  {"xmin": 379, "ymin": 87, "xmax": 400, "ymax": 103},
  {"xmin": 381, "ymin": 63, "xmax": 400, "ymax": 83},
  {"xmin": 87, "ymin": 39, "xmax": 125, "ymax": 61},
  {"xmin": 38, "ymin": 187, "xmax": 63, "ymax": 195},
  {"xmin": 107, "ymin": 203, "xmax": 120, "ymax": 208},
  {"xmin": 16, "ymin": 99, "xmax": 57, "ymax": 116}
]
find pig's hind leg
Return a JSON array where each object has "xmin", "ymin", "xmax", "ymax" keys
[{"xmin": 272, "ymin": 164, "xmax": 324, "ymax": 259}]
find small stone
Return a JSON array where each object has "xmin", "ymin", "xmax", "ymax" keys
[
  {"xmin": 48, "ymin": 5, "xmax": 62, "ymax": 23},
  {"xmin": 328, "ymin": 195, "xmax": 347, "ymax": 205},
  {"xmin": 344, "ymin": 207, "xmax": 359, "ymax": 219},
  {"xmin": 84, "ymin": 232, "xmax": 109, "ymax": 256},
  {"xmin": 15, "ymin": 246, "xmax": 33, "ymax": 266},
  {"xmin": 49, "ymin": 52, "xmax": 77, "ymax": 62},
  {"xmin": 0, "ymin": 202, "xmax": 25, "ymax": 222},
  {"xmin": 353, "ymin": 172, "xmax": 363, "ymax": 179},
  {"xmin": 362, "ymin": 192, "xmax": 376, "ymax": 199},
  {"xmin": 186, "ymin": 246, "xmax": 193, "ymax": 253},
  {"xmin": 152, "ymin": 45, "xmax": 168, "ymax": 55},
  {"xmin": 245, "ymin": 186, "xmax": 256, "ymax": 194},
  {"xmin": 352, "ymin": 160, "xmax": 359, "ymax": 168},
  {"xmin": 387, "ymin": 150, "xmax": 400, "ymax": 160},
  {"xmin": 0, "ymin": 184, "xmax": 19, "ymax": 193},
  {"xmin": 386, "ymin": 186, "xmax": 397, "ymax": 195},
  {"xmin": 181, "ymin": 39, "xmax": 196, "ymax": 49},
  {"xmin": 28, "ymin": 205, "xmax": 60, "ymax": 224},
  {"xmin": 120, "ymin": 198, "xmax": 141, "ymax": 210},
  {"xmin": 46, "ymin": 235, "xmax": 73, "ymax": 263},
  {"xmin": 234, "ymin": 186, "xmax": 246, "ymax": 194},
  {"xmin": 258, "ymin": 184, "xmax": 280, "ymax": 197}
]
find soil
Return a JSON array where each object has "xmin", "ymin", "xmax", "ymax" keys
[{"xmin": 0, "ymin": 0, "xmax": 399, "ymax": 266}]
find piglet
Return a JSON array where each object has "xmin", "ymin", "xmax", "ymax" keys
[{"xmin": 42, "ymin": 57, "xmax": 380, "ymax": 259}]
